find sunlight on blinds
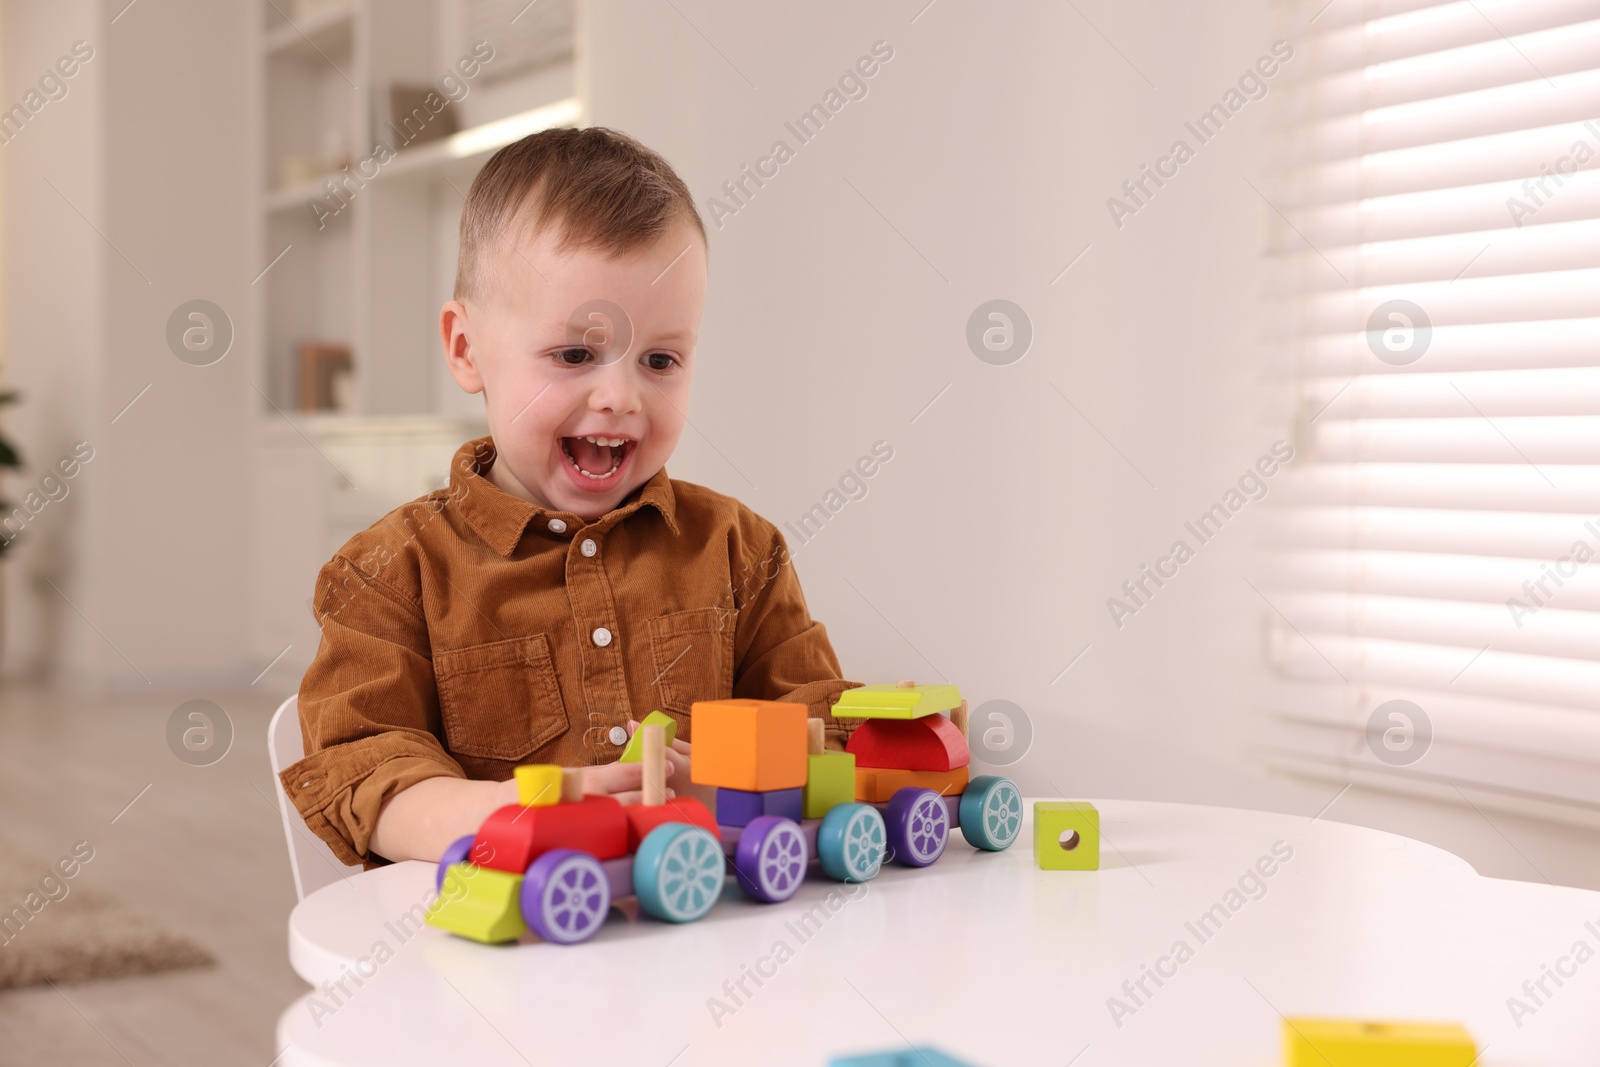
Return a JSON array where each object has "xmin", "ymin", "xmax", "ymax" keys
[{"xmin": 1258, "ymin": 0, "xmax": 1600, "ymax": 812}]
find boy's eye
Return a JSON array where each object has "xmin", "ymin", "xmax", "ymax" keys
[{"xmin": 552, "ymin": 347, "xmax": 678, "ymax": 370}]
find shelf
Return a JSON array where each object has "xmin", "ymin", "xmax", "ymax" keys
[
  {"xmin": 374, "ymin": 97, "xmax": 583, "ymax": 184},
  {"xmin": 262, "ymin": 96, "xmax": 582, "ymax": 215},
  {"xmin": 263, "ymin": 2, "xmax": 357, "ymax": 60},
  {"xmin": 258, "ymin": 412, "xmax": 486, "ymax": 439}
]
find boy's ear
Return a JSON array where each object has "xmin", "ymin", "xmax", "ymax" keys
[{"xmin": 441, "ymin": 300, "xmax": 484, "ymax": 395}]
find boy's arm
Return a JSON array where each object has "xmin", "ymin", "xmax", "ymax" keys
[
  {"xmin": 731, "ymin": 525, "xmax": 864, "ymax": 749},
  {"xmin": 370, "ymin": 758, "xmax": 678, "ymax": 862},
  {"xmin": 279, "ymin": 552, "xmax": 469, "ymax": 867},
  {"xmin": 370, "ymin": 776, "xmax": 516, "ymax": 864}
]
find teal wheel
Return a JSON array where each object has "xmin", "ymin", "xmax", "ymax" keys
[
  {"xmin": 632, "ymin": 823, "xmax": 726, "ymax": 923},
  {"xmin": 817, "ymin": 803, "xmax": 887, "ymax": 882},
  {"xmin": 960, "ymin": 775, "xmax": 1023, "ymax": 851}
]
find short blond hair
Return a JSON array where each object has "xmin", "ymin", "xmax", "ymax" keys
[{"xmin": 454, "ymin": 126, "xmax": 704, "ymax": 301}]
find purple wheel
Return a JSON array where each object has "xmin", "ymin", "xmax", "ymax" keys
[
  {"xmin": 885, "ymin": 788, "xmax": 949, "ymax": 867},
  {"xmin": 520, "ymin": 849, "xmax": 611, "ymax": 945},
  {"xmin": 436, "ymin": 834, "xmax": 476, "ymax": 892},
  {"xmin": 733, "ymin": 815, "xmax": 809, "ymax": 902}
]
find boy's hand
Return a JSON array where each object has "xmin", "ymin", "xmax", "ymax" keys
[
  {"xmin": 582, "ymin": 757, "xmax": 675, "ymax": 805},
  {"xmin": 623, "ymin": 718, "xmax": 719, "ymax": 811},
  {"xmin": 625, "ymin": 716, "xmax": 693, "ymax": 778}
]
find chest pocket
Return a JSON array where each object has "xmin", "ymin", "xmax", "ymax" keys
[
  {"xmin": 646, "ymin": 607, "xmax": 738, "ymax": 727},
  {"xmin": 434, "ymin": 634, "xmax": 570, "ymax": 763}
]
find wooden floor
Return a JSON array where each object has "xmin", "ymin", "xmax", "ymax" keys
[
  {"xmin": 0, "ymin": 683, "xmax": 306, "ymax": 1064},
  {"xmin": 1, "ymin": 680, "xmax": 1598, "ymax": 1064}
]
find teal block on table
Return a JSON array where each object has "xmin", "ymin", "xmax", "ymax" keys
[{"xmin": 828, "ymin": 1049, "xmax": 978, "ymax": 1067}]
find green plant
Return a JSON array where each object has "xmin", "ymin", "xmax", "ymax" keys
[{"xmin": 0, "ymin": 389, "xmax": 20, "ymax": 558}]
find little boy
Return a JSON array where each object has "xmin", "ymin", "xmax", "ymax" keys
[{"xmin": 279, "ymin": 127, "xmax": 862, "ymax": 868}]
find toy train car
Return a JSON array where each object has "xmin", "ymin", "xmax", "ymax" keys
[{"xmin": 426, "ymin": 683, "xmax": 1022, "ymax": 945}]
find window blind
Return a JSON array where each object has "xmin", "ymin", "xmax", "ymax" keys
[{"xmin": 1259, "ymin": 0, "xmax": 1600, "ymax": 813}]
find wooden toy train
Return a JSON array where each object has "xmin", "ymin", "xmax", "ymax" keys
[{"xmin": 426, "ymin": 682, "xmax": 1023, "ymax": 945}]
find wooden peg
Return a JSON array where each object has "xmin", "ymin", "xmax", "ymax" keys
[
  {"xmin": 897, "ymin": 679, "xmax": 916, "ymax": 688},
  {"xmin": 641, "ymin": 723, "xmax": 666, "ymax": 807},
  {"xmin": 807, "ymin": 717, "xmax": 825, "ymax": 755},
  {"xmin": 560, "ymin": 767, "xmax": 585, "ymax": 803},
  {"xmin": 951, "ymin": 699, "xmax": 969, "ymax": 738}
]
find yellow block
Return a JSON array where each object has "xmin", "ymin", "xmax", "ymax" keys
[
  {"xmin": 514, "ymin": 764, "xmax": 562, "ymax": 807},
  {"xmin": 1284, "ymin": 1019, "xmax": 1477, "ymax": 1067}
]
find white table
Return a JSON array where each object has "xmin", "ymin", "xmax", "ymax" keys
[{"xmin": 277, "ymin": 800, "xmax": 1600, "ymax": 1065}]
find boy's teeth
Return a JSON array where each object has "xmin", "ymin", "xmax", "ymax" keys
[{"xmin": 564, "ymin": 436, "xmax": 625, "ymax": 478}]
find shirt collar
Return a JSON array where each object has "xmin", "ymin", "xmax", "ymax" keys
[{"xmin": 449, "ymin": 435, "xmax": 679, "ymax": 557}]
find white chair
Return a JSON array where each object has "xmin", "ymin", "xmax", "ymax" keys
[{"xmin": 268, "ymin": 694, "xmax": 363, "ymax": 900}]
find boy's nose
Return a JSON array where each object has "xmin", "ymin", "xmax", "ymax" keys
[{"xmin": 587, "ymin": 360, "xmax": 643, "ymax": 415}]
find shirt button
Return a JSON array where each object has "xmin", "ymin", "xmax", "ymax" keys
[
  {"xmin": 592, "ymin": 627, "xmax": 613, "ymax": 647},
  {"xmin": 607, "ymin": 725, "xmax": 628, "ymax": 746},
  {"xmin": 547, "ymin": 519, "xmax": 567, "ymax": 534},
  {"xmin": 580, "ymin": 538, "xmax": 597, "ymax": 557}
]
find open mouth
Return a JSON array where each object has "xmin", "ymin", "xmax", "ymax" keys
[{"xmin": 560, "ymin": 435, "xmax": 635, "ymax": 480}]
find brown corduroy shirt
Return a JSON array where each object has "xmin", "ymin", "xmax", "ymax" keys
[{"xmin": 279, "ymin": 436, "xmax": 863, "ymax": 867}]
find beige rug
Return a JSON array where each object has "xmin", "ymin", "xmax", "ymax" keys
[{"xmin": 0, "ymin": 841, "xmax": 214, "ymax": 990}]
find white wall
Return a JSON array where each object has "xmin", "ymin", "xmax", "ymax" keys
[
  {"xmin": 1, "ymin": 0, "xmax": 107, "ymax": 681},
  {"xmin": 589, "ymin": 0, "xmax": 1304, "ymax": 804},
  {"xmin": 0, "ymin": 0, "xmax": 1307, "ymax": 804},
  {"xmin": 2, "ymin": 0, "xmax": 255, "ymax": 688}
]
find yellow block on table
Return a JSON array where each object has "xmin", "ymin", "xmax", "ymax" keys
[{"xmin": 1284, "ymin": 1019, "xmax": 1476, "ymax": 1067}]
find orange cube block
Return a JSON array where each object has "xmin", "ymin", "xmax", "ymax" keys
[
  {"xmin": 855, "ymin": 766, "xmax": 969, "ymax": 803},
  {"xmin": 690, "ymin": 699, "xmax": 808, "ymax": 791}
]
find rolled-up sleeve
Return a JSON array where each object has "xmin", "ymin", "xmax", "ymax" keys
[
  {"xmin": 731, "ymin": 526, "xmax": 864, "ymax": 749},
  {"xmin": 278, "ymin": 554, "xmax": 465, "ymax": 866}
]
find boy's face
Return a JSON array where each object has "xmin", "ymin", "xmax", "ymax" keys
[{"xmin": 442, "ymin": 214, "xmax": 706, "ymax": 522}]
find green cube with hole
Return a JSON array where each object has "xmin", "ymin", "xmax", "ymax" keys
[{"xmin": 1033, "ymin": 800, "xmax": 1099, "ymax": 870}]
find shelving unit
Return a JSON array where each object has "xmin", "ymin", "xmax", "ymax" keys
[
  {"xmin": 262, "ymin": 1, "xmax": 359, "ymax": 58},
  {"xmin": 250, "ymin": 0, "xmax": 588, "ymax": 675},
  {"xmin": 254, "ymin": 0, "xmax": 586, "ymax": 419}
]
